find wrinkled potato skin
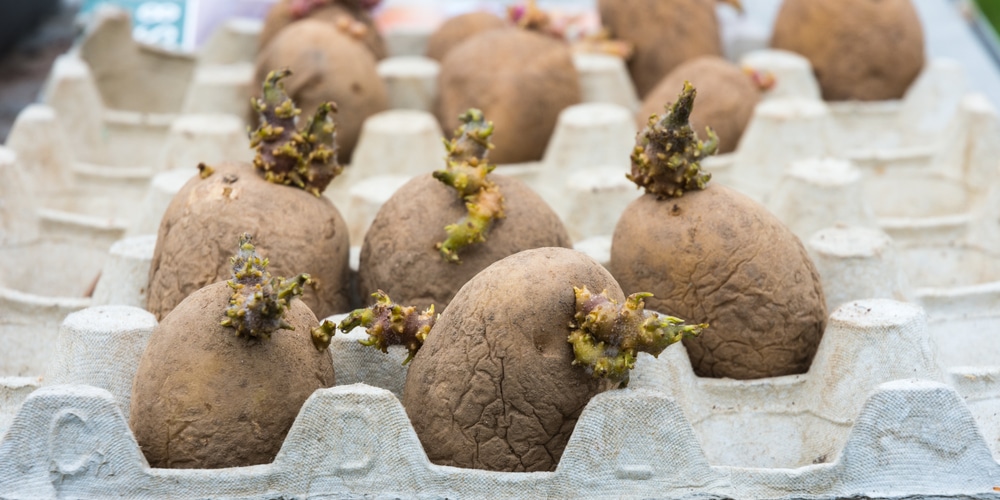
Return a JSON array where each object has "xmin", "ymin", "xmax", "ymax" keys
[
  {"xmin": 770, "ymin": 0, "xmax": 924, "ymax": 101},
  {"xmin": 359, "ymin": 174, "xmax": 571, "ymax": 312},
  {"xmin": 402, "ymin": 247, "xmax": 618, "ymax": 472},
  {"xmin": 640, "ymin": 56, "xmax": 760, "ymax": 154},
  {"xmin": 436, "ymin": 29, "xmax": 581, "ymax": 165},
  {"xmin": 131, "ymin": 281, "xmax": 335, "ymax": 468},
  {"xmin": 609, "ymin": 186, "xmax": 827, "ymax": 379},
  {"xmin": 254, "ymin": 19, "xmax": 388, "ymax": 164},
  {"xmin": 598, "ymin": 0, "xmax": 722, "ymax": 98},
  {"xmin": 259, "ymin": 0, "xmax": 387, "ymax": 59},
  {"xmin": 425, "ymin": 12, "xmax": 508, "ymax": 61},
  {"xmin": 147, "ymin": 162, "xmax": 351, "ymax": 321}
]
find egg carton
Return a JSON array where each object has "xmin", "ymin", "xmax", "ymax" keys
[
  {"xmin": 0, "ymin": 101, "xmax": 250, "ymax": 368},
  {"xmin": 371, "ymin": 47, "xmax": 1000, "ymax": 320},
  {"xmin": 35, "ymin": 6, "xmax": 256, "ymax": 208},
  {"xmin": 7, "ymin": 2, "xmax": 979, "ymax": 230},
  {"xmin": 329, "ymin": 48, "xmax": 978, "ymax": 254},
  {"xmin": 6, "ymin": 5, "xmax": 974, "ymax": 260},
  {"xmin": 0, "ymin": 8, "xmax": 642, "ymax": 243},
  {"xmin": 3, "ymin": 293, "xmax": 1000, "ymax": 498},
  {"xmin": 5, "ymin": 8, "xmax": 1000, "ymax": 498},
  {"xmin": 0, "ymin": 7, "xmax": 627, "ymax": 333},
  {"xmin": 0, "ymin": 6, "xmax": 254, "ymax": 242},
  {"xmin": 128, "ymin": 50, "xmax": 986, "ymax": 249},
  {"xmin": 3, "ymin": 19, "xmax": 995, "ymax": 370},
  {"xmin": 3, "ymin": 224, "xmax": 995, "ymax": 427},
  {"xmin": 0, "ymin": 8, "xmax": 260, "ymax": 350},
  {"xmin": 4, "ymin": 3, "xmax": 994, "ymax": 343}
]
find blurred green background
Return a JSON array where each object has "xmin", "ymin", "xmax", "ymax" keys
[{"xmin": 977, "ymin": 0, "xmax": 1000, "ymax": 34}]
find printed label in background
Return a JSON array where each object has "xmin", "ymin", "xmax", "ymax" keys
[{"xmin": 80, "ymin": 0, "xmax": 198, "ymax": 51}]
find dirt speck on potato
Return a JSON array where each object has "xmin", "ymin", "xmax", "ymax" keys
[
  {"xmin": 770, "ymin": 0, "xmax": 924, "ymax": 101},
  {"xmin": 402, "ymin": 247, "xmax": 619, "ymax": 472},
  {"xmin": 610, "ymin": 185, "xmax": 827, "ymax": 379},
  {"xmin": 598, "ymin": 0, "xmax": 722, "ymax": 98},
  {"xmin": 130, "ymin": 281, "xmax": 335, "ymax": 469},
  {"xmin": 436, "ymin": 29, "xmax": 581, "ymax": 165},
  {"xmin": 640, "ymin": 56, "xmax": 761, "ymax": 154},
  {"xmin": 147, "ymin": 162, "xmax": 351, "ymax": 321},
  {"xmin": 360, "ymin": 173, "xmax": 571, "ymax": 313}
]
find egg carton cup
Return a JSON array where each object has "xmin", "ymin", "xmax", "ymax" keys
[
  {"xmin": 4, "ymin": 297, "xmax": 1000, "ymax": 498},
  {"xmin": 0, "ymin": 231, "xmax": 155, "ymax": 379},
  {"xmin": 8, "ymin": 6, "xmax": 257, "ymax": 220},
  {"xmin": 767, "ymin": 90, "xmax": 999, "ymax": 243}
]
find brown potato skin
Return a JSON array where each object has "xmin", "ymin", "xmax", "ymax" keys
[
  {"xmin": 359, "ymin": 173, "xmax": 571, "ymax": 312},
  {"xmin": 258, "ymin": 0, "xmax": 387, "ymax": 60},
  {"xmin": 598, "ymin": 0, "xmax": 722, "ymax": 98},
  {"xmin": 639, "ymin": 56, "xmax": 760, "ymax": 154},
  {"xmin": 425, "ymin": 12, "xmax": 508, "ymax": 61},
  {"xmin": 254, "ymin": 19, "xmax": 388, "ymax": 164},
  {"xmin": 130, "ymin": 280, "xmax": 335, "ymax": 468},
  {"xmin": 770, "ymin": 0, "xmax": 924, "ymax": 101},
  {"xmin": 147, "ymin": 162, "xmax": 351, "ymax": 321},
  {"xmin": 609, "ymin": 185, "xmax": 827, "ymax": 379},
  {"xmin": 436, "ymin": 29, "xmax": 581, "ymax": 165},
  {"xmin": 402, "ymin": 247, "xmax": 618, "ymax": 472}
]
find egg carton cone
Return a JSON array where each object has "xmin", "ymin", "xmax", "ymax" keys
[
  {"xmin": 196, "ymin": 18, "xmax": 264, "ymax": 66},
  {"xmin": 4, "ymin": 296, "xmax": 1000, "ymax": 498}
]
